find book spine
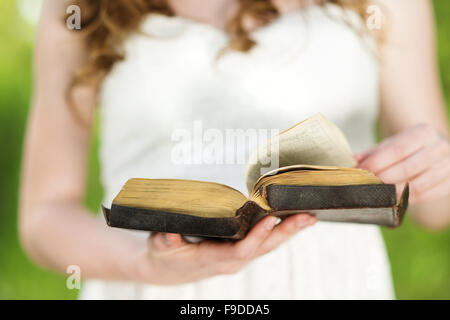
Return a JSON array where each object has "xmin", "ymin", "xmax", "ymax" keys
[
  {"xmin": 104, "ymin": 204, "xmax": 242, "ymax": 238},
  {"xmin": 234, "ymin": 201, "xmax": 268, "ymax": 239},
  {"xmin": 263, "ymin": 184, "xmax": 397, "ymax": 210}
]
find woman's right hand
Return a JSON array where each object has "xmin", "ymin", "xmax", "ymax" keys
[{"xmin": 134, "ymin": 214, "xmax": 316, "ymax": 285}]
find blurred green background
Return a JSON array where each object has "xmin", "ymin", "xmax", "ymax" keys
[{"xmin": 0, "ymin": 0, "xmax": 449, "ymax": 300}]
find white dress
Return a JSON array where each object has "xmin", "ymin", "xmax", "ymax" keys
[{"xmin": 79, "ymin": 4, "xmax": 395, "ymax": 299}]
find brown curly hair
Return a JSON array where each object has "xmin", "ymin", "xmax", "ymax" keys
[{"xmin": 67, "ymin": 0, "xmax": 370, "ymax": 120}]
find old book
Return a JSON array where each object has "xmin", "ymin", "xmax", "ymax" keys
[{"xmin": 102, "ymin": 114, "xmax": 409, "ymax": 239}]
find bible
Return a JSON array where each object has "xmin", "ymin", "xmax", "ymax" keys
[{"xmin": 102, "ymin": 114, "xmax": 409, "ymax": 239}]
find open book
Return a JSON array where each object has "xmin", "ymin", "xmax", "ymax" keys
[{"xmin": 102, "ymin": 114, "xmax": 409, "ymax": 239}]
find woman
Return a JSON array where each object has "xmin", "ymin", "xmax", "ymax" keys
[{"xmin": 20, "ymin": 0, "xmax": 449, "ymax": 299}]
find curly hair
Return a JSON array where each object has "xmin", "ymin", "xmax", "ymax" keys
[{"xmin": 66, "ymin": 0, "xmax": 370, "ymax": 120}]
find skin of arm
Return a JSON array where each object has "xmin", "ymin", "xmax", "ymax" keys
[
  {"xmin": 19, "ymin": 0, "xmax": 315, "ymax": 283},
  {"xmin": 19, "ymin": 0, "xmax": 146, "ymax": 281},
  {"xmin": 358, "ymin": 0, "xmax": 450, "ymax": 230}
]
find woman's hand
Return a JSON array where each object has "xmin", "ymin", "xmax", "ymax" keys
[
  {"xmin": 356, "ymin": 124, "xmax": 450, "ymax": 204},
  {"xmin": 134, "ymin": 214, "xmax": 316, "ymax": 285}
]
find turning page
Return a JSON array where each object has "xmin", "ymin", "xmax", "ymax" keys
[{"xmin": 244, "ymin": 114, "xmax": 357, "ymax": 193}]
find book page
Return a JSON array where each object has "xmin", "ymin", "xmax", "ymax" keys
[
  {"xmin": 244, "ymin": 114, "xmax": 357, "ymax": 193},
  {"xmin": 114, "ymin": 178, "xmax": 247, "ymax": 218}
]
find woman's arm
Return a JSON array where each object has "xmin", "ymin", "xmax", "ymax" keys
[
  {"xmin": 358, "ymin": 0, "xmax": 450, "ymax": 230},
  {"xmin": 19, "ymin": 0, "xmax": 146, "ymax": 280},
  {"xmin": 20, "ymin": 0, "xmax": 315, "ymax": 284}
]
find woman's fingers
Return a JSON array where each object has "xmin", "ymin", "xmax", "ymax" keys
[
  {"xmin": 190, "ymin": 216, "xmax": 279, "ymax": 275},
  {"xmin": 356, "ymin": 126, "xmax": 449, "ymax": 203},
  {"xmin": 149, "ymin": 214, "xmax": 318, "ymax": 277},
  {"xmin": 354, "ymin": 153, "xmax": 368, "ymax": 163},
  {"xmin": 256, "ymin": 214, "xmax": 316, "ymax": 256},
  {"xmin": 376, "ymin": 138, "xmax": 449, "ymax": 183},
  {"xmin": 202, "ymin": 215, "xmax": 314, "ymax": 275},
  {"xmin": 358, "ymin": 124, "xmax": 439, "ymax": 174},
  {"xmin": 408, "ymin": 157, "xmax": 450, "ymax": 203},
  {"xmin": 411, "ymin": 174, "xmax": 450, "ymax": 203},
  {"xmin": 150, "ymin": 232, "xmax": 187, "ymax": 252},
  {"xmin": 226, "ymin": 215, "xmax": 280, "ymax": 261}
]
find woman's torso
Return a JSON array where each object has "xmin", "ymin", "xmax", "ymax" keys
[{"xmin": 79, "ymin": 4, "xmax": 394, "ymax": 299}]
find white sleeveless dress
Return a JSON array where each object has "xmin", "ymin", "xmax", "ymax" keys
[{"xmin": 79, "ymin": 4, "xmax": 395, "ymax": 299}]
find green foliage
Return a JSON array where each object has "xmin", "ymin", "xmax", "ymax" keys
[
  {"xmin": 0, "ymin": 0, "xmax": 102, "ymax": 299},
  {"xmin": 380, "ymin": 0, "xmax": 450, "ymax": 300},
  {"xmin": 0, "ymin": 0, "xmax": 448, "ymax": 299}
]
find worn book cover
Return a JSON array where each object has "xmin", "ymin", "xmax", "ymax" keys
[{"xmin": 102, "ymin": 114, "xmax": 409, "ymax": 239}]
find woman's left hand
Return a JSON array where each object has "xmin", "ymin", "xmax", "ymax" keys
[{"xmin": 356, "ymin": 124, "xmax": 450, "ymax": 204}]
